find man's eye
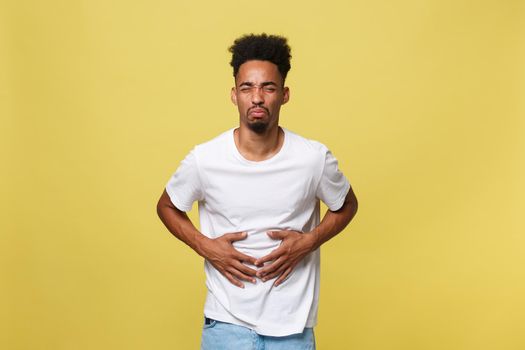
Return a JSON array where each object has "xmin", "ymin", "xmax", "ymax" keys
[
  {"xmin": 263, "ymin": 87, "xmax": 276, "ymax": 93},
  {"xmin": 240, "ymin": 87, "xmax": 252, "ymax": 93}
]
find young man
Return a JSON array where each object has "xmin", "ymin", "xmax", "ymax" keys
[{"xmin": 157, "ymin": 33, "xmax": 358, "ymax": 349}]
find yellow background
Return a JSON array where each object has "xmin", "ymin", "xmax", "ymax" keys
[{"xmin": 2, "ymin": 0, "xmax": 524, "ymax": 349}]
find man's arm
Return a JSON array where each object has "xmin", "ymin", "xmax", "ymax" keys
[
  {"xmin": 156, "ymin": 190, "xmax": 258, "ymax": 288},
  {"xmin": 254, "ymin": 187, "xmax": 358, "ymax": 286}
]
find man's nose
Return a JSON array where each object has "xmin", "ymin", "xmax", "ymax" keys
[{"xmin": 251, "ymin": 87, "xmax": 264, "ymax": 104}]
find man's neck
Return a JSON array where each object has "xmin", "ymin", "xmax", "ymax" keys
[{"xmin": 234, "ymin": 125, "xmax": 284, "ymax": 162}]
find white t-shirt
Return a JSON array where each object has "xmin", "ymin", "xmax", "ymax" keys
[{"xmin": 165, "ymin": 127, "xmax": 350, "ymax": 336}]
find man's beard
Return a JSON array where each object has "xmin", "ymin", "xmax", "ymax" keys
[{"xmin": 247, "ymin": 120, "xmax": 269, "ymax": 134}]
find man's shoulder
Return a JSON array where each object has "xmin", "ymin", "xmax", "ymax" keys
[
  {"xmin": 197, "ymin": 128, "xmax": 233, "ymax": 147},
  {"xmin": 192, "ymin": 128, "xmax": 233, "ymax": 155},
  {"xmin": 284, "ymin": 128, "xmax": 329, "ymax": 156}
]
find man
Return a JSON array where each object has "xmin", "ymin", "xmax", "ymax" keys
[{"xmin": 157, "ymin": 33, "xmax": 358, "ymax": 349}]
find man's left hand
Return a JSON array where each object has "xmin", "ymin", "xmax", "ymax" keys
[{"xmin": 254, "ymin": 230, "xmax": 317, "ymax": 287}]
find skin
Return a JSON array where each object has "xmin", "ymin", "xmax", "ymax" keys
[
  {"xmin": 157, "ymin": 59, "xmax": 358, "ymax": 288},
  {"xmin": 230, "ymin": 60, "xmax": 289, "ymax": 161}
]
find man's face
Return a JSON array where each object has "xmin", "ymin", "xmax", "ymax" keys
[{"xmin": 231, "ymin": 60, "xmax": 290, "ymax": 134}]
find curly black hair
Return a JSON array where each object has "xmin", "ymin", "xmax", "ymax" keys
[{"xmin": 229, "ymin": 33, "xmax": 292, "ymax": 83}]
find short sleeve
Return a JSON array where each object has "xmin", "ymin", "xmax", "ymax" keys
[
  {"xmin": 316, "ymin": 149, "xmax": 351, "ymax": 211},
  {"xmin": 165, "ymin": 149, "xmax": 204, "ymax": 212}
]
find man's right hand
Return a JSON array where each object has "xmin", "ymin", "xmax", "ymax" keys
[{"xmin": 198, "ymin": 232, "xmax": 259, "ymax": 288}]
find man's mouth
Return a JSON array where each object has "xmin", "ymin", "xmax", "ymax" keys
[{"xmin": 249, "ymin": 107, "xmax": 268, "ymax": 118}]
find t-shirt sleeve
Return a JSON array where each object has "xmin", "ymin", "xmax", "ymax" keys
[
  {"xmin": 165, "ymin": 149, "xmax": 204, "ymax": 212},
  {"xmin": 316, "ymin": 148, "xmax": 351, "ymax": 211}
]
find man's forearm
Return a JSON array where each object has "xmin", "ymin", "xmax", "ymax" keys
[
  {"xmin": 307, "ymin": 187, "xmax": 358, "ymax": 250},
  {"xmin": 156, "ymin": 190, "xmax": 209, "ymax": 257}
]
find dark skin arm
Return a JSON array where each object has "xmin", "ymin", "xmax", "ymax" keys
[
  {"xmin": 156, "ymin": 190, "xmax": 258, "ymax": 288},
  {"xmin": 255, "ymin": 187, "xmax": 358, "ymax": 286},
  {"xmin": 157, "ymin": 187, "xmax": 358, "ymax": 288}
]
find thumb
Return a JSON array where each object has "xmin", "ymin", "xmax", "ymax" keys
[
  {"xmin": 267, "ymin": 230, "xmax": 287, "ymax": 240},
  {"xmin": 224, "ymin": 231, "xmax": 248, "ymax": 242}
]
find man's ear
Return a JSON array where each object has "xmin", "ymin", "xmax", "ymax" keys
[
  {"xmin": 230, "ymin": 87, "xmax": 237, "ymax": 105},
  {"xmin": 282, "ymin": 86, "xmax": 290, "ymax": 104}
]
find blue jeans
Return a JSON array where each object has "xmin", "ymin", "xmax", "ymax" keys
[{"xmin": 200, "ymin": 317, "xmax": 316, "ymax": 350}]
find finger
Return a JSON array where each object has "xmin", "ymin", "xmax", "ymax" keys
[
  {"xmin": 258, "ymin": 257, "xmax": 286, "ymax": 279},
  {"xmin": 228, "ymin": 266, "xmax": 257, "ymax": 284},
  {"xmin": 234, "ymin": 251, "xmax": 258, "ymax": 266},
  {"xmin": 261, "ymin": 263, "xmax": 288, "ymax": 282},
  {"xmin": 223, "ymin": 270, "xmax": 244, "ymax": 288},
  {"xmin": 223, "ymin": 231, "xmax": 248, "ymax": 242},
  {"xmin": 232, "ymin": 260, "xmax": 258, "ymax": 278},
  {"xmin": 274, "ymin": 266, "xmax": 293, "ymax": 286},
  {"xmin": 254, "ymin": 248, "xmax": 282, "ymax": 266},
  {"xmin": 267, "ymin": 230, "xmax": 288, "ymax": 240}
]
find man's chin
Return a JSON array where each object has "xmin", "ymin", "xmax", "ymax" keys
[{"xmin": 247, "ymin": 121, "xmax": 269, "ymax": 134}]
